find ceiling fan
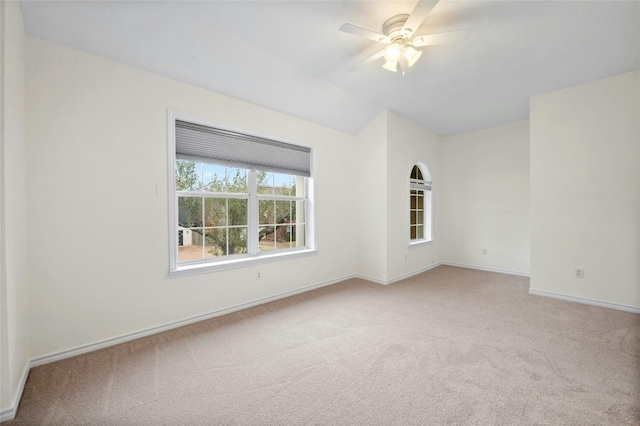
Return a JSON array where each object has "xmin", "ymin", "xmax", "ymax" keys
[{"xmin": 339, "ymin": 0, "xmax": 472, "ymax": 74}]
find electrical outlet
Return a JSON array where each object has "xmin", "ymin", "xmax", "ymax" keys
[
  {"xmin": 482, "ymin": 249, "xmax": 487, "ymax": 255},
  {"xmin": 256, "ymin": 272, "xmax": 261, "ymax": 280},
  {"xmin": 575, "ymin": 269, "xmax": 584, "ymax": 279}
]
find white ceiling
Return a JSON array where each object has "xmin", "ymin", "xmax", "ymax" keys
[{"xmin": 20, "ymin": 0, "xmax": 640, "ymax": 136}]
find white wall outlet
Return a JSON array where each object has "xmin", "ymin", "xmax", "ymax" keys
[
  {"xmin": 575, "ymin": 269, "xmax": 584, "ymax": 278},
  {"xmin": 256, "ymin": 271, "xmax": 261, "ymax": 280},
  {"xmin": 482, "ymin": 249, "xmax": 488, "ymax": 255}
]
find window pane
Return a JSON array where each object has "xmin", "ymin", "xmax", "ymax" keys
[
  {"xmin": 178, "ymin": 228, "xmax": 204, "ymax": 262},
  {"xmin": 176, "ymin": 160, "xmax": 201, "ymax": 191},
  {"xmin": 228, "ymin": 227, "xmax": 248, "ymax": 254},
  {"xmin": 226, "ymin": 168, "xmax": 248, "ymax": 193},
  {"xmin": 411, "ymin": 165, "xmax": 423, "ymax": 180},
  {"xmin": 274, "ymin": 173, "xmax": 291, "ymax": 196},
  {"xmin": 259, "ymin": 226, "xmax": 276, "ymax": 252},
  {"xmin": 275, "ymin": 225, "xmax": 291, "ymax": 249},
  {"xmin": 257, "ymin": 171, "xmax": 274, "ymax": 195},
  {"xmin": 259, "ymin": 200, "xmax": 275, "ymax": 225},
  {"xmin": 410, "ymin": 163, "xmax": 429, "ymax": 242},
  {"xmin": 202, "ymin": 163, "xmax": 226, "ymax": 192},
  {"xmin": 275, "ymin": 200, "xmax": 291, "ymax": 224},
  {"xmin": 229, "ymin": 199, "xmax": 248, "ymax": 226},
  {"xmin": 204, "ymin": 198, "xmax": 226, "ymax": 227},
  {"xmin": 178, "ymin": 197, "xmax": 202, "ymax": 227},
  {"xmin": 204, "ymin": 228, "xmax": 226, "ymax": 257}
]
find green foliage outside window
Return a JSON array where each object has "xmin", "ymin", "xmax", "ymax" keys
[{"xmin": 176, "ymin": 160, "xmax": 300, "ymax": 260}]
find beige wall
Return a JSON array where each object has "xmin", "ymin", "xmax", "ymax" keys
[
  {"xmin": 356, "ymin": 110, "xmax": 389, "ymax": 282},
  {"xmin": 386, "ymin": 111, "xmax": 442, "ymax": 281},
  {"xmin": 355, "ymin": 110, "xmax": 444, "ymax": 283},
  {"xmin": 442, "ymin": 120, "xmax": 530, "ymax": 274},
  {"xmin": 25, "ymin": 36, "xmax": 358, "ymax": 360},
  {"xmin": 530, "ymin": 70, "xmax": 639, "ymax": 309},
  {"xmin": 0, "ymin": 0, "xmax": 30, "ymax": 416}
]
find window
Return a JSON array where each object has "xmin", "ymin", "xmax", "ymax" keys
[
  {"xmin": 257, "ymin": 172, "xmax": 306, "ymax": 253},
  {"xmin": 410, "ymin": 164, "xmax": 433, "ymax": 243},
  {"xmin": 169, "ymin": 115, "xmax": 313, "ymax": 274},
  {"xmin": 176, "ymin": 162, "xmax": 250, "ymax": 262}
]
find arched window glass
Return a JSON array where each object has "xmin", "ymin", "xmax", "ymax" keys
[{"xmin": 410, "ymin": 164, "xmax": 433, "ymax": 242}]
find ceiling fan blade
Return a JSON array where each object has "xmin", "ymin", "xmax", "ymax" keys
[
  {"xmin": 339, "ymin": 23, "xmax": 390, "ymax": 44},
  {"xmin": 411, "ymin": 28, "xmax": 473, "ymax": 47},
  {"xmin": 402, "ymin": 0, "xmax": 440, "ymax": 37},
  {"xmin": 347, "ymin": 50, "xmax": 385, "ymax": 72}
]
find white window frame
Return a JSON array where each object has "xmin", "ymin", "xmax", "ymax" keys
[
  {"xmin": 409, "ymin": 162, "xmax": 433, "ymax": 246},
  {"xmin": 167, "ymin": 110, "xmax": 316, "ymax": 277}
]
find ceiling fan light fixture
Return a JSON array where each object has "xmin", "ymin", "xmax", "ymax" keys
[
  {"xmin": 404, "ymin": 46, "xmax": 422, "ymax": 67},
  {"xmin": 382, "ymin": 60, "xmax": 398, "ymax": 72},
  {"xmin": 340, "ymin": 0, "xmax": 473, "ymax": 74},
  {"xmin": 383, "ymin": 42, "xmax": 403, "ymax": 62}
]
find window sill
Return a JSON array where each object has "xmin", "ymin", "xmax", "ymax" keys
[
  {"xmin": 409, "ymin": 239, "xmax": 433, "ymax": 247},
  {"xmin": 169, "ymin": 248, "xmax": 318, "ymax": 278}
]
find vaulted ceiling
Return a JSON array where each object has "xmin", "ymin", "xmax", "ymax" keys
[{"xmin": 20, "ymin": 0, "xmax": 640, "ymax": 136}]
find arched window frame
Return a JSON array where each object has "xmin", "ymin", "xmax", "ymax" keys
[{"xmin": 409, "ymin": 163, "xmax": 433, "ymax": 244}]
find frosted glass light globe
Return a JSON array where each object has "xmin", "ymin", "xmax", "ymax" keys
[{"xmin": 383, "ymin": 43, "xmax": 402, "ymax": 62}]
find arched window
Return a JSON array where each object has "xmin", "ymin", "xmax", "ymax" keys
[{"xmin": 410, "ymin": 164, "xmax": 433, "ymax": 242}]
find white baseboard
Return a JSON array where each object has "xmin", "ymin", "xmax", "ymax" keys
[
  {"xmin": 442, "ymin": 262, "xmax": 530, "ymax": 277},
  {"xmin": 0, "ymin": 361, "xmax": 30, "ymax": 422},
  {"xmin": 386, "ymin": 262, "xmax": 443, "ymax": 284},
  {"xmin": 30, "ymin": 274, "xmax": 354, "ymax": 368},
  {"xmin": 355, "ymin": 262, "xmax": 443, "ymax": 285},
  {"xmin": 529, "ymin": 289, "xmax": 640, "ymax": 314},
  {"xmin": 354, "ymin": 273, "xmax": 388, "ymax": 285}
]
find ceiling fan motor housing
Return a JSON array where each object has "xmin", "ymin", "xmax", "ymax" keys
[{"xmin": 383, "ymin": 14, "xmax": 411, "ymax": 40}]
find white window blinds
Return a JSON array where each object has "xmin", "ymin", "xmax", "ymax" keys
[{"xmin": 175, "ymin": 120, "xmax": 311, "ymax": 177}]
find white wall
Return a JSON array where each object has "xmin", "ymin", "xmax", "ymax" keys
[
  {"xmin": 442, "ymin": 120, "xmax": 530, "ymax": 274},
  {"xmin": 530, "ymin": 70, "xmax": 639, "ymax": 309},
  {"xmin": 355, "ymin": 110, "xmax": 443, "ymax": 283},
  {"xmin": 356, "ymin": 111, "xmax": 388, "ymax": 282},
  {"xmin": 0, "ymin": 0, "xmax": 30, "ymax": 416},
  {"xmin": 25, "ymin": 36, "xmax": 358, "ymax": 360},
  {"xmin": 386, "ymin": 111, "xmax": 442, "ymax": 281}
]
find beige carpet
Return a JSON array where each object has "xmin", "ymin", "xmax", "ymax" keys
[{"xmin": 6, "ymin": 266, "xmax": 640, "ymax": 425}]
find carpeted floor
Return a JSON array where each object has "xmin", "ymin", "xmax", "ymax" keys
[{"xmin": 6, "ymin": 266, "xmax": 640, "ymax": 425}]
